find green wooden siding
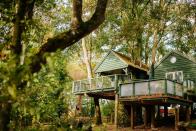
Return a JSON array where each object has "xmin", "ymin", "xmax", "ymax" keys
[
  {"xmin": 95, "ymin": 52, "xmax": 128, "ymax": 73},
  {"xmin": 154, "ymin": 52, "xmax": 196, "ymax": 82}
]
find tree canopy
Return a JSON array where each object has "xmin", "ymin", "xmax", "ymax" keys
[{"xmin": 0, "ymin": 0, "xmax": 195, "ymax": 130}]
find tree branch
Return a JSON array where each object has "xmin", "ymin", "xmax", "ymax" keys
[
  {"xmin": 12, "ymin": 0, "xmax": 35, "ymax": 55},
  {"xmin": 12, "ymin": 0, "xmax": 27, "ymax": 55},
  {"xmin": 30, "ymin": 0, "xmax": 108, "ymax": 73},
  {"xmin": 71, "ymin": 0, "xmax": 83, "ymax": 28}
]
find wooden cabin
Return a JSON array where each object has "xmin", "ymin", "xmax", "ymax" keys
[
  {"xmin": 154, "ymin": 51, "xmax": 196, "ymax": 97},
  {"xmin": 72, "ymin": 50, "xmax": 196, "ymax": 129}
]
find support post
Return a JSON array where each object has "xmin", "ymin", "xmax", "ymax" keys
[
  {"xmin": 164, "ymin": 105, "xmax": 168, "ymax": 118},
  {"xmin": 151, "ymin": 106, "xmax": 155, "ymax": 128},
  {"xmin": 76, "ymin": 95, "xmax": 82, "ymax": 115},
  {"xmin": 186, "ymin": 106, "xmax": 191, "ymax": 122},
  {"xmin": 94, "ymin": 97, "xmax": 102, "ymax": 125},
  {"xmin": 144, "ymin": 106, "xmax": 148, "ymax": 128},
  {"xmin": 175, "ymin": 107, "xmax": 179, "ymax": 130},
  {"xmin": 157, "ymin": 105, "xmax": 160, "ymax": 119},
  {"xmin": 114, "ymin": 93, "xmax": 118, "ymax": 128},
  {"xmin": 131, "ymin": 104, "xmax": 134, "ymax": 130}
]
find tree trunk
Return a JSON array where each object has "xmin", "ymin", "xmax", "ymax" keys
[
  {"xmin": 151, "ymin": 29, "xmax": 158, "ymax": 65},
  {"xmin": 82, "ymin": 38, "xmax": 92, "ymax": 79},
  {"xmin": 0, "ymin": 103, "xmax": 11, "ymax": 131},
  {"xmin": 150, "ymin": 29, "xmax": 158, "ymax": 79},
  {"xmin": 145, "ymin": 31, "xmax": 150, "ymax": 65},
  {"xmin": 94, "ymin": 97, "xmax": 102, "ymax": 125}
]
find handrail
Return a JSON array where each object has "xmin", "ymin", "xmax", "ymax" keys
[
  {"xmin": 72, "ymin": 74, "xmax": 132, "ymax": 93},
  {"xmin": 120, "ymin": 78, "xmax": 184, "ymax": 85},
  {"xmin": 73, "ymin": 74, "xmax": 130, "ymax": 82},
  {"xmin": 119, "ymin": 79, "xmax": 184, "ymax": 97}
]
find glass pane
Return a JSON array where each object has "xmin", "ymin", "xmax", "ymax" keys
[
  {"xmin": 175, "ymin": 71, "xmax": 183, "ymax": 83},
  {"xmin": 166, "ymin": 73, "xmax": 174, "ymax": 80},
  {"xmin": 135, "ymin": 82, "xmax": 148, "ymax": 95},
  {"xmin": 150, "ymin": 80, "xmax": 165, "ymax": 94},
  {"xmin": 176, "ymin": 83, "xmax": 183, "ymax": 96},
  {"xmin": 120, "ymin": 84, "xmax": 133, "ymax": 97},
  {"xmin": 167, "ymin": 80, "xmax": 174, "ymax": 95}
]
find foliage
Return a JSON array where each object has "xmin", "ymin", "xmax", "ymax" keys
[
  {"xmin": 0, "ymin": 0, "xmax": 195, "ymax": 130},
  {"xmin": 101, "ymin": 100, "xmax": 114, "ymax": 117},
  {"xmin": 117, "ymin": 103, "xmax": 130, "ymax": 127},
  {"xmin": 7, "ymin": 52, "xmax": 73, "ymax": 129}
]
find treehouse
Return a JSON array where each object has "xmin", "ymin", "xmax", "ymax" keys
[{"xmin": 72, "ymin": 50, "xmax": 196, "ymax": 129}]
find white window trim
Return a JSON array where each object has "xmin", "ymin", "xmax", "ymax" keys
[{"xmin": 165, "ymin": 71, "xmax": 183, "ymax": 83}]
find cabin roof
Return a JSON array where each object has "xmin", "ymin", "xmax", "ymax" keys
[
  {"xmin": 94, "ymin": 50, "xmax": 149, "ymax": 73},
  {"xmin": 155, "ymin": 50, "xmax": 196, "ymax": 69}
]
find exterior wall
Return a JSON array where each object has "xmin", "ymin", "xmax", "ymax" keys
[
  {"xmin": 95, "ymin": 52, "xmax": 128, "ymax": 73},
  {"xmin": 154, "ymin": 53, "xmax": 196, "ymax": 83}
]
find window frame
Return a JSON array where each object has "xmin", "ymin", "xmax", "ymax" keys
[{"xmin": 165, "ymin": 71, "xmax": 183, "ymax": 83}]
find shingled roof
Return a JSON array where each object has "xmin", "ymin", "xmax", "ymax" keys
[
  {"xmin": 112, "ymin": 51, "xmax": 149, "ymax": 71},
  {"xmin": 155, "ymin": 50, "xmax": 196, "ymax": 69},
  {"xmin": 94, "ymin": 50, "xmax": 149, "ymax": 73}
]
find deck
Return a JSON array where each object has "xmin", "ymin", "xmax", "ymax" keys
[
  {"xmin": 72, "ymin": 75, "xmax": 194, "ymax": 104},
  {"xmin": 119, "ymin": 79, "xmax": 192, "ymax": 105},
  {"xmin": 72, "ymin": 74, "xmax": 131, "ymax": 99}
]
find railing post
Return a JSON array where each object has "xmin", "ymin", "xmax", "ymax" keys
[
  {"xmin": 165, "ymin": 79, "xmax": 167, "ymax": 95},
  {"xmin": 95, "ymin": 77, "xmax": 98, "ymax": 89},
  {"xmin": 148, "ymin": 81, "xmax": 150, "ymax": 95},
  {"xmin": 115, "ymin": 74, "xmax": 118, "ymax": 91},
  {"xmin": 102, "ymin": 76, "xmax": 104, "ymax": 89},
  {"xmin": 174, "ymin": 81, "xmax": 176, "ymax": 95},
  {"xmin": 80, "ymin": 81, "xmax": 82, "ymax": 92},
  {"xmin": 133, "ymin": 82, "xmax": 135, "ymax": 96},
  {"xmin": 182, "ymin": 84, "xmax": 184, "ymax": 97},
  {"xmin": 119, "ymin": 84, "xmax": 121, "ymax": 97}
]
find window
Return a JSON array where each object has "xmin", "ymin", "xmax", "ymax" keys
[
  {"xmin": 188, "ymin": 80, "xmax": 195, "ymax": 90},
  {"xmin": 183, "ymin": 80, "xmax": 195, "ymax": 90},
  {"xmin": 166, "ymin": 71, "xmax": 183, "ymax": 83}
]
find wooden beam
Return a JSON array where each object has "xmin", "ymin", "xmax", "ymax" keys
[
  {"xmin": 114, "ymin": 93, "xmax": 118, "ymax": 128},
  {"xmin": 144, "ymin": 106, "xmax": 148, "ymax": 128},
  {"xmin": 131, "ymin": 104, "xmax": 134, "ymax": 129},
  {"xmin": 164, "ymin": 105, "xmax": 168, "ymax": 118},
  {"xmin": 186, "ymin": 106, "xmax": 191, "ymax": 122},
  {"xmin": 151, "ymin": 106, "xmax": 155, "ymax": 128},
  {"xmin": 94, "ymin": 97, "xmax": 102, "ymax": 125},
  {"xmin": 175, "ymin": 107, "xmax": 179, "ymax": 130},
  {"xmin": 76, "ymin": 95, "xmax": 82, "ymax": 115},
  {"xmin": 157, "ymin": 105, "xmax": 160, "ymax": 119}
]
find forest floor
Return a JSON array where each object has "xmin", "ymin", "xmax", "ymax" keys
[
  {"xmin": 90, "ymin": 118, "xmax": 196, "ymax": 131},
  {"xmin": 93, "ymin": 124, "xmax": 177, "ymax": 131}
]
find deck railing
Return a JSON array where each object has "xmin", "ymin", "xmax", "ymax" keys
[
  {"xmin": 120, "ymin": 79, "xmax": 185, "ymax": 97},
  {"xmin": 72, "ymin": 74, "xmax": 132, "ymax": 93}
]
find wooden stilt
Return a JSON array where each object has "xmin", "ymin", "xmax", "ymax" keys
[
  {"xmin": 186, "ymin": 106, "xmax": 191, "ymax": 122},
  {"xmin": 151, "ymin": 106, "xmax": 155, "ymax": 128},
  {"xmin": 131, "ymin": 104, "xmax": 134, "ymax": 130},
  {"xmin": 76, "ymin": 95, "xmax": 82, "ymax": 115},
  {"xmin": 144, "ymin": 106, "xmax": 148, "ymax": 128},
  {"xmin": 94, "ymin": 97, "xmax": 102, "ymax": 125},
  {"xmin": 157, "ymin": 105, "xmax": 160, "ymax": 119},
  {"xmin": 164, "ymin": 105, "xmax": 168, "ymax": 118},
  {"xmin": 175, "ymin": 107, "xmax": 179, "ymax": 130},
  {"xmin": 114, "ymin": 93, "xmax": 118, "ymax": 128}
]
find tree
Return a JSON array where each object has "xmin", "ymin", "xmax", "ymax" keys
[{"xmin": 0, "ymin": 0, "xmax": 108, "ymax": 129}]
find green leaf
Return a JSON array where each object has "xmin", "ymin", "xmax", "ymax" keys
[{"xmin": 8, "ymin": 85, "xmax": 17, "ymax": 99}]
